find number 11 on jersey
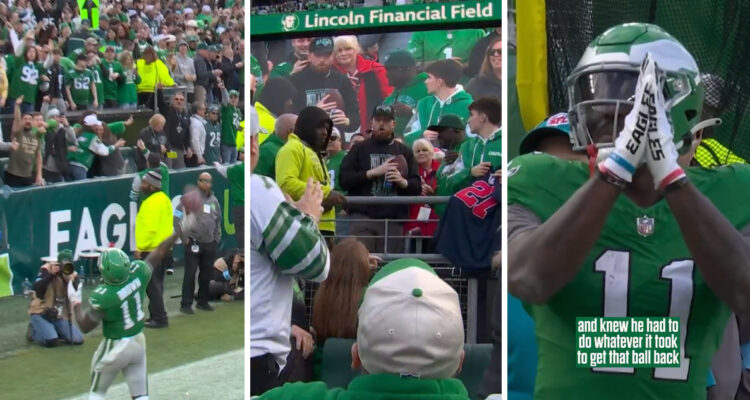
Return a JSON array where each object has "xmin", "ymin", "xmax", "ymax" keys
[{"xmin": 594, "ymin": 250, "xmax": 692, "ymax": 380}]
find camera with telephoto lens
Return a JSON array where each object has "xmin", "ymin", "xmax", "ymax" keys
[{"xmin": 61, "ymin": 261, "xmax": 75, "ymax": 275}]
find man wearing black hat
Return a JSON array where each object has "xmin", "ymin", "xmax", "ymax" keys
[
  {"xmin": 194, "ymin": 42, "xmax": 221, "ymax": 105},
  {"xmin": 340, "ymin": 104, "xmax": 421, "ymax": 253},
  {"xmin": 382, "ymin": 50, "xmax": 429, "ymax": 138},
  {"xmin": 288, "ymin": 37, "xmax": 360, "ymax": 132}
]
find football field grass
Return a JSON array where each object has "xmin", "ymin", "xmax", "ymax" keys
[{"xmin": 0, "ymin": 267, "xmax": 244, "ymax": 400}]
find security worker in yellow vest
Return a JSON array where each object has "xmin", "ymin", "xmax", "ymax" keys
[{"xmin": 27, "ymin": 249, "xmax": 84, "ymax": 347}]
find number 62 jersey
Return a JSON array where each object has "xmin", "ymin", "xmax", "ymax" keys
[
  {"xmin": 89, "ymin": 261, "xmax": 152, "ymax": 339},
  {"xmin": 508, "ymin": 153, "xmax": 750, "ymax": 400}
]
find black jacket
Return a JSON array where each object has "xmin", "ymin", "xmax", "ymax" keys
[
  {"xmin": 219, "ymin": 54, "xmax": 241, "ymax": 93},
  {"xmin": 466, "ymin": 75, "xmax": 502, "ymax": 102},
  {"xmin": 194, "ymin": 53, "xmax": 217, "ymax": 90},
  {"xmin": 44, "ymin": 126, "xmax": 71, "ymax": 175},
  {"xmin": 289, "ymin": 66, "xmax": 360, "ymax": 132},
  {"xmin": 165, "ymin": 107, "xmax": 191, "ymax": 150},
  {"xmin": 339, "ymin": 137, "xmax": 421, "ymax": 219},
  {"xmin": 137, "ymin": 126, "xmax": 167, "ymax": 170}
]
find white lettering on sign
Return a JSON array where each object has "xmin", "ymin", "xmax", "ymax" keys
[
  {"xmin": 50, "ymin": 210, "xmax": 72, "ymax": 258},
  {"xmin": 100, "ymin": 203, "xmax": 127, "ymax": 249}
]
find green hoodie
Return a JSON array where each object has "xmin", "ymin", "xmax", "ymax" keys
[
  {"xmin": 435, "ymin": 129, "xmax": 502, "ymax": 215},
  {"xmin": 403, "ymin": 88, "xmax": 473, "ymax": 148},
  {"xmin": 259, "ymin": 374, "xmax": 470, "ymax": 400}
]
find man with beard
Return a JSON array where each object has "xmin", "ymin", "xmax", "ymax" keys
[
  {"xmin": 164, "ymin": 91, "xmax": 191, "ymax": 169},
  {"xmin": 2, "ymin": 96, "xmax": 44, "ymax": 187},
  {"xmin": 382, "ymin": 50, "xmax": 429, "ymax": 138},
  {"xmin": 275, "ymin": 106, "xmax": 346, "ymax": 237},
  {"xmin": 340, "ymin": 105, "xmax": 421, "ymax": 253},
  {"xmin": 288, "ymin": 37, "xmax": 360, "ymax": 133},
  {"xmin": 270, "ymin": 37, "xmax": 312, "ymax": 78}
]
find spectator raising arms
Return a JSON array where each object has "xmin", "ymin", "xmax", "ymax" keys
[
  {"xmin": 3, "ymin": 96, "xmax": 44, "ymax": 187},
  {"xmin": 332, "ymin": 35, "xmax": 392, "ymax": 134},
  {"xmin": 67, "ymin": 113, "xmax": 125, "ymax": 181}
]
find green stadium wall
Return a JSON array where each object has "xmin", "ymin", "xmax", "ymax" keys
[{"xmin": 0, "ymin": 167, "xmax": 237, "ymax": 297}]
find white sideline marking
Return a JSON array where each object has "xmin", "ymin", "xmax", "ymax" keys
[{"xmin": 63, "ymin": 349, "xmax": 244, "ymax": 400}]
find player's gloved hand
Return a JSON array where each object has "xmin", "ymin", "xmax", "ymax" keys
[
  {"xmin": 598, "ymin": 53, "xmax": 660, "ymax": 183},
  {"xmin": 645, "ymin": 60, "xmax": 686, "ymax": 190},
  {"xmin": 67, "ymin": 278, "xmax": 82, "ymax": 306}
]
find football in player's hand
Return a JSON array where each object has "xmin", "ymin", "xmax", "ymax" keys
[
  {"xmin": 181, "ymin": 188, "xmax": 203, "ymax": 214},
  {"xmin": 391, "ymin": 154, "xmax": 408, "ymax": 177}
]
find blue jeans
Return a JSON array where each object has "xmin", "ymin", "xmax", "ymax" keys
[
  {"xmin": 70, "ymin": 165, "xmax": 88, "ymax": 181},
  {"xmin": 30, "ymin": 314, "xmax": 83, "ymax": 346},
  {"xmin": 221, "ymin": 145, "xmax": 237, "ymax": 164}
]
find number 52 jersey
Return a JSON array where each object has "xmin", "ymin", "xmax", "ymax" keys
[
  {"xmin": 89, "ymin": 261, "xmax": 152, "ymax": 339},
  {"xmin": 507, "ymin": 153, "xmax": 750, "ymax": 400}
]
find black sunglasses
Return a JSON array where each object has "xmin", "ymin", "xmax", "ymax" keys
[{"xmin": 488, "ymin": 49, "xmax": 501, "ymax": 56}]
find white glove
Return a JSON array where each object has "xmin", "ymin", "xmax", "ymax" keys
[
  {"xmin": 645, "ymin": 60, "xmax": 686, "ymax": 190},
  {"xmin": 67, "ymin": 278, "xmax": 82, "ymax": 306},
  {"xmin": 598, "ymin": 54, "xmax": 660, "ymax": 183}
]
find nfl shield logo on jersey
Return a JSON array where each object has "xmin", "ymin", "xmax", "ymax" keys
[{"xmin": 636, "ymin": 215, "xmax": 655, "ymax": 237}]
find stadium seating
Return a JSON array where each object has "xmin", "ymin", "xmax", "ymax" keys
[{"xmin": 321, "ymin": 338, "xmax": 493, "ymax": 399}]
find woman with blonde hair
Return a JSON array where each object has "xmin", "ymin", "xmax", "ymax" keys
[
  {"xmin": 404, "ymin": 138, "xmax": 441, "ymax": 243},
  {"xmin": 466, "ymin": 36, "xmax": 502, "ymax": 100},
  {"xmin": 117, "ymin": 51, "xmax": 140, "ymax": 109},
  {"xmin": 332, "ymin": 35, "xmax": 393, "ymax": 133}
]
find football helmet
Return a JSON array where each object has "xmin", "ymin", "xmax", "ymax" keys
[
  {"xmin": 567, "ymin": 23, "xmax": 704, "ymax": 153},
  {"xmin": 99, "ymin": 248, "xmax": 131, "ymax": 285}
]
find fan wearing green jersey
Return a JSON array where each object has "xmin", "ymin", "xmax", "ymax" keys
[
  {"xmin": 508, "ymin": 23, "xmax": 750, "ymax": 400},
  {"xmin": 67, "ymin": 231, "xmax": 180, "ymax": 400},
  {"xmin": 8, "ymin": 32, "xmax": 52, "ymax": 114},
  {"xmin": 65, "ymin": 53, "xmax": 98, "ymax": 111}
]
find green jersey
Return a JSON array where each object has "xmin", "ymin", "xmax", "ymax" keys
[
  {"xmin": 8, "ymin": 56, "xmax": 45, "ymax": 105},
  {"xmin": 118, "ymin": 68, "xmax": 140, "ymax": 104},
  {"xmin": 507, "ymin": 153, "xmax": 750, "ymax": 400},
  {"xmin": 221, "ymin": 104, "xmax": 243, "ymax": 146},
  {"xmin": 382, "ymin": 72, "xmax": 430, "ymax": 137},
  {"xmin": 227, "ymin": 162, "xmax": 244, "ymax": 206},
  {"xmin": 204, "ymin": 120, "xmax": 222, "ymax": 164},
  {"xmin": 91, "ymin": 65, "xmax": 104, "ymax": 105},
  {"xmin": 89, "ymin": 260, "xmax": 152, "ymax": 339},
  {"xmin": 66, "ymin": 68, "xmax": 95, "ymax": 106},
  {"xmin": 407, "ymin": 29, "xmax": 485, "ymax": 64},
  {"xmin": 67, "ymin": 131, "xmax": 112, "ymax": 169},
  {"xmin": 255, "ymin": 134, "xmax": 285, "ymax": 179},
  {"xmin": 101, "ymin": 60, "xmax": 124, "ymax": 101}
]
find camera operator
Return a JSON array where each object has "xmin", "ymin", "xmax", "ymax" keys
[
  {"xmin": 209, "ymin": 249, "xmax": 244, "ymax": 302},
  {"xmin": 26, "ymin": 249, "xmax": 83, "ymax": 347}
]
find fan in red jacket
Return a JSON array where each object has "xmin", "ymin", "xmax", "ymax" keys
[
  {"xmin": 404, "ymin": 139, "xmax": 441, "ymax": 239},
  {"xmin": 333, "ymin": 36, "xmax": 393, "ymax": 134}
]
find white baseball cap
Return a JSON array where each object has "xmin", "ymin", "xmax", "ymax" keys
[
  {"xmin": 356, "ymin": 259, "xmax": 464, "ymax": 379},
  {"xmin": 83, "ymin": 114, "xmax": 102, "ymax": 126},
  {"xmin": 186, "ymin": 20, "xmax": 199, "ymax": 28},
  {"xmin": 184, "ymin": 7, "xmax": 194, "ymax": 14},
  {"xmin": 202, "ymin": 5, "xmax": 211, "ymax": 13}
]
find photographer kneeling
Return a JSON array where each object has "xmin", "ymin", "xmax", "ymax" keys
[
  {"xmin": 27, "ymin": 250, "xmax": 83, "ymax": 347},
  {"xmin": 209, "ymin": 249, "xmax": 244, "ymax": 302}
]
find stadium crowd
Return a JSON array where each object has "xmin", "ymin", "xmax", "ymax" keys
[
  {"xmin": 250, "ymin": 26, "xmax": 502, "ymax": 398},
  {"xmin": 0, "ymin": 0, "xmax": 245, "ymax": 189},
  {"xmin": 251, "ymin": 0, "xmax": 356, "ymax": 15}
]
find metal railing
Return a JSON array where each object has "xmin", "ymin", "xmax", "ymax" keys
[{"xmin": 303, "ymin": 194, "xmax": 485, "ymax": 343}]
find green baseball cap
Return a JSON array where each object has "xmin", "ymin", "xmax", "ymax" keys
[
  {"xmin": 196, "ymin": 42, "xmax": 208, "ymax": 50},
  {"xmin": 57, "ymin": 249, "xmax": 73, "ymax": 264},
  {"xmin": 228, "ymin": 90, "xmax": 240, "ymax": 97},
  {"xmin": 427, "ymin": 114, "xmax": 465, "ymax": 132}
]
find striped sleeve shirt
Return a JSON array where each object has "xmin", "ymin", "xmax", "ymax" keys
[{"xmin": 251, "ymin": 174, "xmax": 330, "ymax": 282}]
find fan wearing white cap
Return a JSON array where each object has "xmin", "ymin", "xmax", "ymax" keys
[
  {"xmin": 248, "ymin": 105, "xmax": 331, "ymax": 396},
  {"xmin": 260, "ymin": 259, "xmax": 470, "ymax": 399},
  {"xmin": 67, "ymin": 113, "xmax": 125, "ymax": 181}
]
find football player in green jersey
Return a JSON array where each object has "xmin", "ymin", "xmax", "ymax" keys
[
  {"xmin": 67, "ymin": 231, "xmax": 180, "ymax": 400},
  {"xmin": 508, "ymin": 23, "xmax": 750, "ymax": 399}
]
